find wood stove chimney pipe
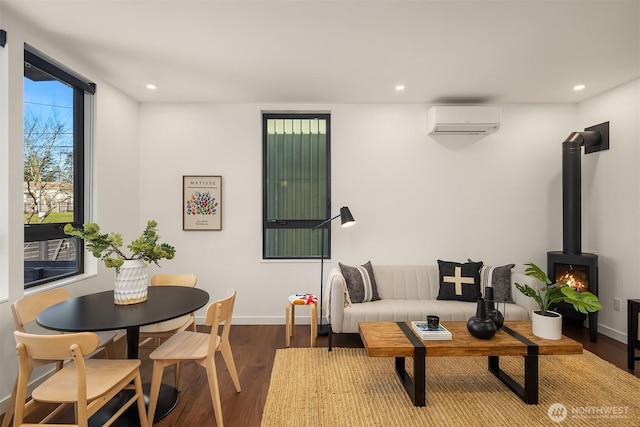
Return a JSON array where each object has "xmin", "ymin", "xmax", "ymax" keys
[{"xmin": 561, "ymin": 131, "xmax": 603, "ymax": 255}]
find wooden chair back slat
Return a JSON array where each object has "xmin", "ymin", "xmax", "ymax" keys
[
  {"xmin": 14, "ymin": 331, "xmax": 99, "ymax": 360},
  {"xmin": 204, "ymin": 290, "xmax": 235, "ymax": 328},
  {"xmin": 11, "ymin": 288, "xmax": 70, "ymax": 332},
  {"xmin": 150, "ymin": 274, "xmax": 197, "ymax": 287},
  {"xmin": 205, "ymin": 290, "xmax": 236, "ymax": 356}
]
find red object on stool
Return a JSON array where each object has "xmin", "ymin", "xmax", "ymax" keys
[{"xmin": 286, "ymin": 294, "xmax": 318, "ymax": 347}]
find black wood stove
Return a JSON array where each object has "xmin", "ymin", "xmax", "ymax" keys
[{"xmin": 547, "ymin": 123, "xmax": 609, "ymax": 343}]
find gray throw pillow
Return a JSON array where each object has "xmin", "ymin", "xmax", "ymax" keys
[
  {"xmin": 480, "ymin": 263, "xmax": 516, "ymax": 303},
  {"xmin": 339, "ymin": 261, "xmax": 381, "ymax": 304}
]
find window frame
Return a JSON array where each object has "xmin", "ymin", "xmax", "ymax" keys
[
  {"xmin": 262, "ymin": 112, "xmax": 332, "ymax": 260},
  {"xmin": 23, "ymin": 46, "xmax": 94, "ymax": 288}
]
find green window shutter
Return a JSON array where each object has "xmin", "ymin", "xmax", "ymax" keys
[{"xmin": 263, "ymin": 113, "xmax": 330, "ymax": 259}]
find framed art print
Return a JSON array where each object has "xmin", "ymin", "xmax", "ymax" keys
[{"xmin": 183, "ymin": 175, "xmax": 222, "ymax": 230}]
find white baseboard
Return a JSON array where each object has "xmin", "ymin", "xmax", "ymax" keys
[
  {"xmin": 194, "ymin": 315, "xmax": 315, "ymax": 325},
  {"xmin": 596, "ymin": 323, "xmax": 627, "ymax": 344}
]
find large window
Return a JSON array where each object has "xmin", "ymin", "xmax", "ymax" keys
[
  {"xmin": 262, "ymin": 113, "xmax": 331, "ymax": 259},
  {"xmin": 23, "ymin": 46, "xmax": 94, "ymax": 287}
]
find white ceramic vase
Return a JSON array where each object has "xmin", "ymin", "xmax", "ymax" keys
[
  {"xmin": 113, "ymin": 259, "xmax": 148, "ymax": 305},
  {"xmin": 531, "ymin": 310, "xmax": 562, "ymax": 340}
]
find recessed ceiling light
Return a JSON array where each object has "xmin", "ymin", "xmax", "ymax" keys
[
  {"xmin": 395, "ymin": 84, "xmax": 405, "ymax": 92},
  {"xmin": 573, "ymin": 84, "xmax": 586, "ymax": 91},
  {"xmin": 146, "ymin": 84, "xmax": 157, "ymax": 90}
]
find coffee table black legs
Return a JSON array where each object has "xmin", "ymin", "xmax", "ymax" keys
[
  {"xmin": 488, "ymin": 355, "xmax": 539, "ymax": 404},
  {"xmin": 489, "ymin": 324, "xmax": 540, "ymax": 405},
  {"xmin": 395, "ymin": 355, "xmax": 426, "ymax": 406},
  {"xmin": 395, "ymin": 322, "xmax": 426, "ymax": 406},
  {"xmin": 394, "ymin": 353, "xmax": 540, "ymax": 407}
]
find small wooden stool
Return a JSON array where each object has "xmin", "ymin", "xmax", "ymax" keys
[{"xmin": 286, "ymin": 294, "xmax": 318, "ymax": 347}]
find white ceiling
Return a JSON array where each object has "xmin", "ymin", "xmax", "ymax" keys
[{"xmin": 3, "ymin": 0, "xmax": 639, "ymax": 104}]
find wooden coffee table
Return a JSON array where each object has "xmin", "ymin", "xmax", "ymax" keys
[{"xmin": 359, "ymin": 321, "xmax": 583, "ymax": 407}]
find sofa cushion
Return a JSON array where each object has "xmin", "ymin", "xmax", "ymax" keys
[
  {"xmin": 436, "ymin": 260, "xmax": 483, "ymax": 302},
  {"xmin": 480, "ymin": 264, "xmax": 515, "ymax": 303},
  {"xmin": 370, "ymin": 265, "xmax": 439, "ymax": 300},
  {"xmin": 339, "ymin": 261, "xmax": 381, "ymax": 304},
  {"xmin": 340, "ymin": 298, "xmax": 532, "ymax": 333}
]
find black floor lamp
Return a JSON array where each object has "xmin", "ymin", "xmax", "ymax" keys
[{"xmin": 312, "ymin": 206, "xmax": 355, "ymax": 336}]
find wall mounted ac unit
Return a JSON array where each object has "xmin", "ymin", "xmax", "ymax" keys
[{"xmin": 427, "ymin": 106, "xmax": 501, "ymax": 135}]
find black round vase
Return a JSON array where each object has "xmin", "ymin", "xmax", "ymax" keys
[
  {"xmin": 467, "ymin": 297, "xmax": 497, "ymax": 339},
  {"xmin": 487, "ymin": 306, "xmax": 504, "ymax": 330},
  {"xmin": 484, "ymin": 287, "xmax": 504, "ymax": 330}
]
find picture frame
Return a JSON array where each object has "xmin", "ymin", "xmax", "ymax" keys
[{"xmin": 182, "ymin": 175, "xmax": 222, "ymax": 231}]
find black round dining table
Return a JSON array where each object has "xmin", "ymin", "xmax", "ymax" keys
[
  {"xmin": 36, "ymin": 285, "xmax": 210, "ymax": 425},
  {"xmin": 37, "ymin": 285, "xmax": 209, "ymax": 359}
]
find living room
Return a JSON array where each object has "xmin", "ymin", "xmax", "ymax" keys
[{"xmin": 0, "ymin": 1, "xmax": 639, "ymax": 426}]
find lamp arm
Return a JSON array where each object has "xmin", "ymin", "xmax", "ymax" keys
[{"xmin": 312, "ymin": 213, "xmax": 341, "ymax": 230}]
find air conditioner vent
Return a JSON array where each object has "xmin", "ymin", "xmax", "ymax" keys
[{"xmin": 427, "ymin": 106, "xmax": 501, "ymax": 135}]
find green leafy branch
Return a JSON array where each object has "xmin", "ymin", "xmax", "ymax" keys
[{"xmin": 64, "ymin": 220, "xmax": 175, "ymax": 269}]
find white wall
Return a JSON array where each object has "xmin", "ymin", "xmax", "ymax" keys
[
  {"xmin": 578, "ymin": 79, "xmax": 640, "ymax": 340},
  {"xmin": 138, "ymin": 103, "xmax": 579, "ymax": 325},
  {"xmin": 138, "ymin": 92, "xmax": 640, "ymax": 342}
]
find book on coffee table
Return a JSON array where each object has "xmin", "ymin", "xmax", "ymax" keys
[{"xmin": 410, "ymin": 321, "xmax": 452, "ymax": 340}]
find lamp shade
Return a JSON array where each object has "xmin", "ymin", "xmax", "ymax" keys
[{"xmin": 340, "ymin": 206, "xmax": 355, "ymax": 227}]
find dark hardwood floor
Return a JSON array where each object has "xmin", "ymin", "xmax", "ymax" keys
[{"xmin": 2, "ymin": 323, "xmax": 639, "ymax": 427}]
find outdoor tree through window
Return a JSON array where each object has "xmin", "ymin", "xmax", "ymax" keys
[{"xmin": 24, "ymin": 83, "xmax": 73, "ymax": 223}]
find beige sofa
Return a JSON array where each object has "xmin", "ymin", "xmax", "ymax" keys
[{"xmin": 325, "ymin": 264, "xmax": 541, "ymax": 344}]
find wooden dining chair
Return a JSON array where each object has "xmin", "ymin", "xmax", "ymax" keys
[
  {"xmin": 13, "ymin": 331, "xmax": 148, "ymax": 427},
  {"xmin": 138, "ymin": 274, "xmax": 198, "ymax": 349},
  {"xmin": 2, "ymin": 288, "xmax": 118, "ymax": 427},
  {"xmin": 146, "ymin": 290, "xmax": 241, "ymax": 427}
]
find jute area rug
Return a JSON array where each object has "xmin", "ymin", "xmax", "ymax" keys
[{"xmin": 261, "ymin": 347, "xmax": 640, "ymax": 427}]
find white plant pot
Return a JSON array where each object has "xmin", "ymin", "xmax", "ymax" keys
[
  {"xmin": 531, "ymin": 310, "xmax": 563, "ymax": 340},
  {"xmin": 113, "ymin": 259, "xmax": 148, "ymax": 305}
]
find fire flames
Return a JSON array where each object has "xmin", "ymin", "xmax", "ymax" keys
[{"xmin": 558, "ymin": 266, "xmax": 588, "ymax": 292}]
